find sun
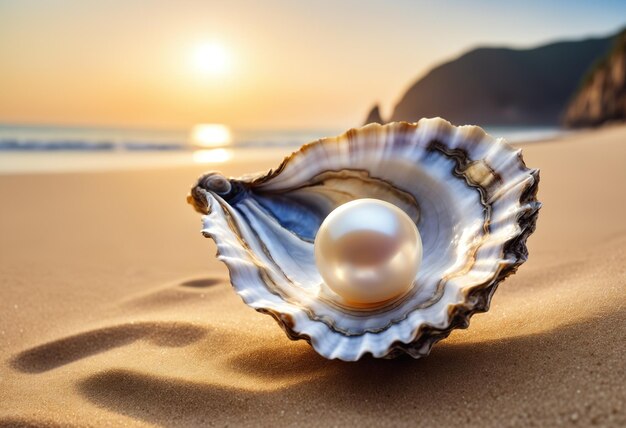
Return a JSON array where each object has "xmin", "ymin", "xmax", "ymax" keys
[{"xmin": 191, "ymin": 42, "xmax": 231, "ymax": 75}]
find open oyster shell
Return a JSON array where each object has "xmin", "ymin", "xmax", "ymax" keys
[{"xmin": 188, "ymin": 118, "xmax": 540, "ymax": 361}]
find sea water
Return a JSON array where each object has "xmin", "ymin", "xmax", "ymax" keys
[{"xmin": 0, "ymin": 123, "xmax": 565, "ymax": 174}]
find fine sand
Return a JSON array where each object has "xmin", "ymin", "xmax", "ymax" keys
[{"xmin": 0, "ymin": 125, "xmax": 625, "ymax": 427}]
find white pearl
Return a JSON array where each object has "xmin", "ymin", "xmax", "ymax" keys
[{"xmin": 314, "ymin": 198, "xmax": 422, "ymax": 306}]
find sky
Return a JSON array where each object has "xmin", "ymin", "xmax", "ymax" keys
[{"xmin": 0, "ymin": 0, "xmax": 625, "ymax": 130}]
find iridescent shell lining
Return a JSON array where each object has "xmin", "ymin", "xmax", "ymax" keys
[{"xmin": 188, "ymin": 118, "xmax": 540, "ymax": 360}]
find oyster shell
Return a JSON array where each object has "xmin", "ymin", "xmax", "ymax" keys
[{"xmin": 188, "ymin": 118, "xmax": 540, "ymax": 361}]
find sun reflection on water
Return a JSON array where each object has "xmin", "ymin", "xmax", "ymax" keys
[
  {"xmin": 190, "ymin": 123, "xmax": 233, "ymax": 164},
  {"xmin": 190, "ymin": 123, "xmax": 231, "ymax": 148},
  {"xmin": 192, "ymin": 148, "xmax": 233, "ymax": 164}
]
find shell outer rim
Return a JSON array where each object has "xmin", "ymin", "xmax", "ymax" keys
[{"xmin": 195, "ymin": 118, "xmax": 542, "ymax": 361}]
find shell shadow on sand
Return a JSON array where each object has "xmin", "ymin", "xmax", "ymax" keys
[
  {"xmin": 0, "ymin": 418, "xmax": 74, "ymax": 428},
  {"xmin": 7, "ymin": 255, "xmax": 625, "ymax": 427},
  {"xmin": 10, "ymin": 322, "xmax": 207, "ymax": 374},
  {"xmin": 179, "ymin": 278, "xmax": 223, "ymax": 288},
  {"xmin": 119, "ymin": 276, "xmax": 226, "ymax": 310},
  {"xmin": 73, "ymin": 309, "xmax": 625, "ymax": 427},
  {"xmin": 9, "ymin": 276, "xmax": 225, "ymax": 375}
]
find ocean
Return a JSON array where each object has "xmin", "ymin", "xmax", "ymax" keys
[{"xmin": 0, "ymin": 123, "xmax": 565, "ymax": 173}]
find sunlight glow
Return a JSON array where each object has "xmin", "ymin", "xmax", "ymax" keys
[
  {"xmin": 192, "ymin": 148, "xmax": 233, "ymax": 164},
  {"xmin": 190, "ymin": 123, "xmax": 231, "ymax": 147},
  {"xmin": 191, "ymin": 42, "xmax": 231, "ymax": 75}
]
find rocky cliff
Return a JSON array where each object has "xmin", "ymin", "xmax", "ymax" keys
[
  {"xmin": 363, "ymin": 105, "xmax": 383, "ymax": 124},
  {"xmin": 563, "ymin": 32, "xmax": 626, "ymax": 128},
  {"xmin": 379, "ymin": 35, "xmax": 614, "ymax": 126}
]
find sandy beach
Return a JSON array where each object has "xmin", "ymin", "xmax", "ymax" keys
[{"xmin": 0, "ymin": 125, "xmax": 624, "ymax": 427}]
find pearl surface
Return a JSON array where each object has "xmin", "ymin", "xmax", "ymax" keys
[{"xmin": 314, "ymin": 199, "xmax": 422, "ymax": 306}]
